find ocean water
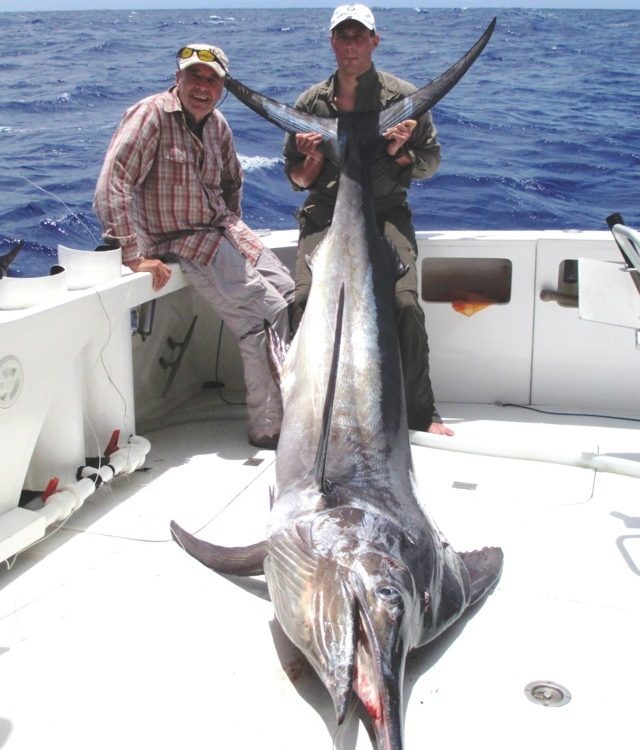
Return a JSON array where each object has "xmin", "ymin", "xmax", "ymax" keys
[{"xmin": 0, "ymin": 7, "xmax": 638, "ymax": 277}]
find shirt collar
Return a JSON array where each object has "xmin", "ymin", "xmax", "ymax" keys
[
  {"xmin": 320, "ymin": 64, "xmax": 380, "ymax": 112},
  {"xmin": 164, "ymin": 85, "xmax": 183, "ymax": 114}
]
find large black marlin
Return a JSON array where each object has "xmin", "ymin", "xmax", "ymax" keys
[{"xmin": 171, "ymin": 19, "xmax": 502, "ymax": 750}]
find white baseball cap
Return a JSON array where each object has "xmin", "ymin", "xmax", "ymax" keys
[
  {"xmin": 330, "ymin": 4, "xmax": 376, "ymax": 33},
  {"xmin": 176, "ymin": 44, "xmax": 229, "ymax": 78}
]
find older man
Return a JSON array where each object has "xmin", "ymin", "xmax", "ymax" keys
[
  {"xmin": 284, "ymin": 5, "xmax": 453, "ymax": 435},
  {"xmin": 94, "ymin": 44, "xmax": 294, "ymax": 449}
]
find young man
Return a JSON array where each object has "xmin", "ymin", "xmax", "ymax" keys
[
  {"xmin": 94, "ymin": 44, "xmax": 294, "ymax": 449},
  {"xmin": 283, "ymin": 5, "xmax": 454, "ymax": 436}
]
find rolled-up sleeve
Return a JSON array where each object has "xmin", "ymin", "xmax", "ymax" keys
[
  {"xmin": 219, "ymin": 120, "xmax": 243, "ymax": 216},
  {"xmin": 93, "ymin": 100, "xmax": 161, "ymax": 262},
  {"xmin": 409, "ymin": 110, "xmax": 441, "ymax": 181}
]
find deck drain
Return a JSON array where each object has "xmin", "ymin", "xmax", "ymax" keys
[
  {"xmin": 524, "ymin": 681, "xmax": 571, "ymax": 707},
  {"xmin": 244, "ymin": 457, "xmax": 264, "ymax": 467}
]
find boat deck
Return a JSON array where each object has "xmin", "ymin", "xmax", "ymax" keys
[{"xmin": 1, "ymin": 398, "xmax": 639, "ymax": 749}]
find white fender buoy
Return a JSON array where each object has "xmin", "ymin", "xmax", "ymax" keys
[{"xmin": 38, "ymin": 433, "xmax": 152, "ymax": 527}]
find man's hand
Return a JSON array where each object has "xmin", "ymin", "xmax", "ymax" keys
[
  {"xmin": 127, "ymin": 257, "xmax": 172, "ymax": 291},
  {"xmin": 383, "ymin": 119, "xmax": 417, "ymax": 159},
  {"xmin": 290, "ymin": 132, "xmax": 326, "ymax": 189},
  {"xmin": 295, "ymin": 132, "xmax": 325, "ymax": 163}
]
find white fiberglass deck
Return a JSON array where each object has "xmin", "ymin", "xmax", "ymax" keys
[{"xmin": 1, "ymin": 400, "xmax": 638, "ymax": 750}]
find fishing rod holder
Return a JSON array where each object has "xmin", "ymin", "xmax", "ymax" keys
[{"xmin": 159, "ymin": 315, "xmax": 198, "ymax": 395}]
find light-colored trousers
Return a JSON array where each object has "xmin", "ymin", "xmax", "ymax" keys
[{"xmin": 177, "ymin": 239, "xmax": 294, "ymax": 442}]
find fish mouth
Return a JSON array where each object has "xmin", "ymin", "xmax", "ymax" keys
[{"xmin": 349, "ymin": 582, "xmax": 407, "ymax": 750}]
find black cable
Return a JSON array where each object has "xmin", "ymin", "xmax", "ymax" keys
[{"xmin": 496, "ymin": 401, "xmax": 640, "ymax": 424}]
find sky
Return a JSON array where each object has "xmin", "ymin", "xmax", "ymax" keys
[{"xmin": 1, "ymin": 0, "xmax": 637, "ymax": 11}]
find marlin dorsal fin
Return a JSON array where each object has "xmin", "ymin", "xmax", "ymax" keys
[
  {"xmin": 378, "ymin": 17, "xmax": 496, "ymax": 135},
  {"xmin": 312, "ymin": 285, "xmax": 345, "ymax": 495}
]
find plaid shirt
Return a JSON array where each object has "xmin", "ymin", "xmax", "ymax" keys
[{"xmin": 94, "ymin": 86, "xmax": 263, "ymax": 266}]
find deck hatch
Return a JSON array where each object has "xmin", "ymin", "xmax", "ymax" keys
[{"xmin": 421, "ymin": 257, "xmax": 512, "ymax": 304}]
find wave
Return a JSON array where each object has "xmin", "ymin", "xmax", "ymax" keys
[{"xmin": 239, "ymin": 155, "xmax": 282, "ymax": 172}]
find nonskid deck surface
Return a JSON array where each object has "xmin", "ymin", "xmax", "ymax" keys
[{"xmin": 0, "ymin": 403, "xmax": 638, "ymax": 749}]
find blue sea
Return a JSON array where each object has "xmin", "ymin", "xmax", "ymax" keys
[{"xmin": 0, "ymin": 7, "xmax": 638, "ymax": 277}]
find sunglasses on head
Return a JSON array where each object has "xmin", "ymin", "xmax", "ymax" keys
[{"xmin": 177, "ymin": 47, "xmax": 224, "ymax": 67}]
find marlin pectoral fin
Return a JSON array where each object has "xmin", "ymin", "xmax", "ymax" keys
[
  {"xmin": 224, "ymin": 75, "xmax": 339, "ymax": 164},
  {"xmin": 459, "ymin": 546, "xmax": 504, "ymax": 606},
  {"xmin": 378, "ymin": 17, "xmax": 497, "ymax": 134},
  {"xmin": 266, "ymin": 535, "xmax": 357, "ymax": 724},
  {"xmin": 170, "ymin": 520, "xmax": 267, "ymax": 576},
  {"xmin": 264, "ymin": 319, "xmax": 288, "ymax": 388}
]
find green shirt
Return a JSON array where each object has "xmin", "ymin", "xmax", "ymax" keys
[{"xmin": 283, "ymin": 64, "xmax": 441, "ymax": 211}]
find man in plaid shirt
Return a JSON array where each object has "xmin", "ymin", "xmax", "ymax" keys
[{"xmin": 94, "ymin": 44, "xmax": 294, "ymax": 450}]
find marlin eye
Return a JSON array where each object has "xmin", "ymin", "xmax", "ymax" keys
[{"xmin": 376, "ymin": 586, "xmax": 402, "ymax": 605}]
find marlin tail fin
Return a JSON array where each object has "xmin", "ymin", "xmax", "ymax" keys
[
  {"xmin": 378, "ymin": 17, "xmax": 496, "ymax": 134},
  {"xmin": 224, "ymin": 75, "xmax": 339, "ymax": 163}
]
